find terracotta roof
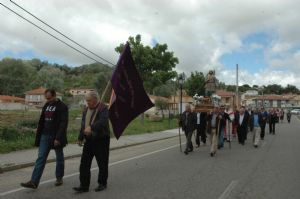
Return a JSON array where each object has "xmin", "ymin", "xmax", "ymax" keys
[
  {"xmin": 0, "ymin": 95, "xmax": 25, "ymax": 103},
  {"xmin": 25, "ymin": 87, "xmax": 62, "ymax": 95},
  {"xmin": 216, "ymin": 90, "xmax": 235, "ymax": 97}
]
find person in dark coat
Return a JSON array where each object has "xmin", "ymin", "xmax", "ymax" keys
[
  {"xmin": 73, "ymin": 91, "xmax": 110, "ymax": 193},
  {"xmin": 179, "ymin": 104, "xmax": 196, "ymax": 155},
  {"xmin": 268, "ymin": 109, "xmax": 277, "ymax": 134},
  {"xmin": 260, "ymin": 108, "xmax": 268, "ymax": 140},
  {"xmin": 235, "ymin": 106, "xmax": 249, "ymax": 145},
  {"xmin": 287, "ymin": 110, "xmax": 292, "ymax": 123},
  {"xmin": 21, "ymin": 89, "xmax": 68, "ymax": 189},
  {"xmin": 195, "ymin": 111, "xmax": 207, "ymax": 147}
]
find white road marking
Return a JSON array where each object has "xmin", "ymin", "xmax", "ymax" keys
[
  {"xmin": 218, "ymin": 180, "xmax": 238, "ymax": 199},
  {"xmin": 0, "ymin": 143, "xmax": 182, "ymax": 197}
]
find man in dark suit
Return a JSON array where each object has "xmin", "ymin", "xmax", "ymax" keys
[
  {"xmin": 195, "ymin": 111, "xmax": 207, "ymax": 147},
  {"xmin": 179, "ymin": 104, "xmax": 196, "ymax": 155},
  {"xmin": 73, "ymin": 91, "xmax": 110, "ymax": 193},
  {"xmin": 235, "ymin": 106, "xmax": 249, "ymax": 145},
  {"xmin": 260, "ymin": 108, "xmax": 268, "ymax": 140}
]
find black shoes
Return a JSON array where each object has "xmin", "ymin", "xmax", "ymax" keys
[
  {"xmin": 94, "ymin": 184, "xmax": 107, "ymax": 192},
  {"xmin": 184, "ymin": 150, "xmax": 188, "ymax": 155},
  {"xmin": 55, "ymin": 178, "xmax": 63, "ymax": 186},
  {"xmin": 20, "ymin": 181, "xmax": 38, "ymax": 189},
  {"xmin": 254, "ymin": 145, "xmax": 258, "ymax": 148},
  {"xmin": 73, "ymin": 186, "xmax": 89, "ymax": 193}
]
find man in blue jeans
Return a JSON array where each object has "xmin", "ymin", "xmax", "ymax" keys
[{"xmin": 21, "ymin": 89, "xmax": 68, "ymax": 189}]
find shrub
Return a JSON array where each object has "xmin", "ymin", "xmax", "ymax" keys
[
  {"xmin": 0, "ymin": 126, "xmax": 19, "ymax": 141},
  {"xmin": 16, "ymin": 119, "xmax": 38, "ymax": 129}
]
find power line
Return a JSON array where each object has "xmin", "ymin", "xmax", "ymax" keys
[
  {"xmin": 0, "ymin": 2, "xmax": 113, "ymax": 66},
  {"xmin": 9, "ymin": 0, "xmax": 115, "ymax": 67}
]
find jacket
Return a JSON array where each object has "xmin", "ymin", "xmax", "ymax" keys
[
  {"xmin": 35, "ymin": 99, "xmax": 68, "ymax": 148},
  {"xmin": 78, "ymin": 102, "xmax": 110, "ymax": 141}
]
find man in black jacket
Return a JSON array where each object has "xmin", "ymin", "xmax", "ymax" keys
[
  {"xmin": 73, "ymin": 91, "xmax": 110, "ymax": 193},
  {"xmin": 21, "ymin": 89, "xmax": 68, "ymax": 189},
  {"xmin": 235, "ymin": 106, "xmax": 249, "ymax": 145},
  {"xmin": 179, "ymin": 104, "xmax": 196, "ymax": 155},
  {"xmin": 195, "ymin": 111, "xmax": 207, "ymax": 147}
]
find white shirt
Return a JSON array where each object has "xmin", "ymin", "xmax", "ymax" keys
[
  {"xmin": 239, "ymin": 114, "xmax": 244, "ymax": 125},
  {"xmin": 197, "ymin": 113, "xmax": 201, "ymax": 124}
]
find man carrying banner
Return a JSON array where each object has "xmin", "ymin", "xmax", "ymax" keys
[{"xmin": 73, "ymin": 91, "xmax": 110, "ymax": 193}]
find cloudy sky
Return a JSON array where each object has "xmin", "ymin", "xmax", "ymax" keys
[{"xmin": 0, "ymin": 0, "xmax": 299, "ymax": 87}]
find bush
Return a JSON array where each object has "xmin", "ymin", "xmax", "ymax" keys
[
  {"xmin": 16, "ymin": 119, "xmax": 38, "ymax": 129},
  {"xmin": 0, "ymin": 126, "xmax": 19, "ymax": 141}
]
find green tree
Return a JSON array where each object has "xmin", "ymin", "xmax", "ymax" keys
[
  {"xmin": 184, "ymin": 71, "xmax": 205, "ymax": 96},
  {"xmin": 31, "ymin": 66, "xmax": 65, "ymax": 91},
  {"xmin": 153, "ymin": 84, "xmax": 174, "ymax": 98},
  {"xmin": 283, "ymin": 84, "xmax": 300, "ymax": 94},
  {"xmin": 154, "ymin": 98, "xmax": 169, "ymax": 119},
  {"xmin": 115, "ymin": 34, "xmax": 178, "ymax": 93},
  {"xmin": 263, "ymin": 84, "xmax": 284, "ymax": 94},
  {"xmin": 0, "ymin": 58, "xmax": 36, "ymax": 96}
]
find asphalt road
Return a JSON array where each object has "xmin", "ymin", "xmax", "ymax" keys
[{"xmin": 1, "ymin": 117, "xmax": 300, "ymax": 199}]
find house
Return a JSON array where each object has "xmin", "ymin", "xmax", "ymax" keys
[
  {"xmin": 246, "ymin": 94, "xmax": 300, "ymax": 108},
  {"xmin": 25, "ymin": 87, "xmax": 62, "ymax": 108},
  {"xmin": 0, "ymin": 95, "xmax": 26, "ymax": 110},
  {"xmin": 216, "ymin": 90, "xmax": 237, "ymax": 107},
  {"xmin": 69, "ymin": 88, "xmax": 96, "ymax": 96}
]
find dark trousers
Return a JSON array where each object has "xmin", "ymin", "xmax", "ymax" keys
[
  {"xmin": 237, "ymin": 128, "xmax": 246, "ymax": 144},
  {"xmin": 260, "ymin": 121, "xmax": 266, "ymax": 138},
  {"xmin": 184, "ymin": 131, "xmax": 193, "ymax": 151},
  {"xmin": 269, "ymin": 122, "xmax": 275, "ymax": 134},
  {"xmin": 79, "ymin": 137, "xmax": 110, "ymax": 188},
  {"xmin": 195, "ymin": 124, "xmax": 206, "ymax": 146}
]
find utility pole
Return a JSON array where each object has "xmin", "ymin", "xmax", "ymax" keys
[{"xmin": 236, "ymin": 64, "xmax": 239, "ymax": 109}]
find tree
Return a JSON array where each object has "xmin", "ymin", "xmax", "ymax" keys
[
  {"xmin": 94, "ymin": 71, "xmax": 112, "ymax": 102},
  {"xmin": 283, "ymin": 84, "xmax": 300, "ymax": 94},
  {"xmin": 31, "ymin": 66, "xmax": 65, "ymax": 92},
  {"xmin": 184, "ymin": 71, "xmax": 205, "ymax": 96},
  {"xmin": 115, "ymin": 34, "xmax": 178, "ymax": 93},
  {"xmin": 0, "ymin": 58, "xmax": 36, "ymax": 96},
  {"xmin": 153, "ymin": 84, "xmax": 174, "ymax": 98},
  {"xmin": 154, "ymin": 98, "xmax": 169, "ymax": 119},
  {"xmin": 263, "ymin": 84, "xmax": 284, "ymax": 95}
]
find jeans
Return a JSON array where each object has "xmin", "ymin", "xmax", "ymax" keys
[
  {"xmin": 218, "ymin": 128, "xmax": 224, "ymax": 147},
  {"xmin": 31, "ymin": 134, "xmax": 64, "ymax": 185}
]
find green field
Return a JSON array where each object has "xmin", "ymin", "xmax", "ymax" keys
[{"xmin": 0, "ymin": 110, "xmax": 178, "ymax": 153}]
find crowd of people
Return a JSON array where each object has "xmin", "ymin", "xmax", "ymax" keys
[{"xmin": 179, "ymin": 104, "xmax": 291, "ymax": 156}]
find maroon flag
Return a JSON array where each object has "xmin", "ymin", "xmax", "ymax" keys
[{"xmin": 109, "ymin": 42, "xmax": 154, "ymax": 139}]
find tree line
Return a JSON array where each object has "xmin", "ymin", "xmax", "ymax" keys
[{"xmin": 0, "ymin": 34, "xmax": 299, "ymax": 99}]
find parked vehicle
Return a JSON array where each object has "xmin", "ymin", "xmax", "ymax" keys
[{"xmin": 291, "ymin": 109, "xmax": 300, "ymax": 115}]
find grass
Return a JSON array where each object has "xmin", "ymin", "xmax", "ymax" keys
[{"xmin": 0, "ymin": 109, "xmax": 178, "ymax": 154}]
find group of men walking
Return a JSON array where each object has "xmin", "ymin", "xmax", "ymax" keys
[
  {"xmin": 179, "ymin": 104, "xmax": 288, "ymax": 157},
  {"xmin": 21, "ymin": 89, "xmax": 110, "ymax": 193}
]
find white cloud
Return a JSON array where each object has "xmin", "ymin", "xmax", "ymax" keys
[{"xmin": 0, "ymin": 0, "xmax": 300, "ymax": 87}]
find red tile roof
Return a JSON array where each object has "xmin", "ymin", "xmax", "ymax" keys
[
  {"xmin": 216, "ymin": 90, "xmax": 235, "ymax": 97},
  {"xmin": 25, "ymin": 87, "xmax": 62, "ymax": 95},
  {"xmin": 0, "ymin": 95, "xmax": 25, "ymax": 103}
]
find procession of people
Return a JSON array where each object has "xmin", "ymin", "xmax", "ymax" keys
[{"xmin": 178, "ymin": 70, "xmax": 288, "ymax": 157}]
